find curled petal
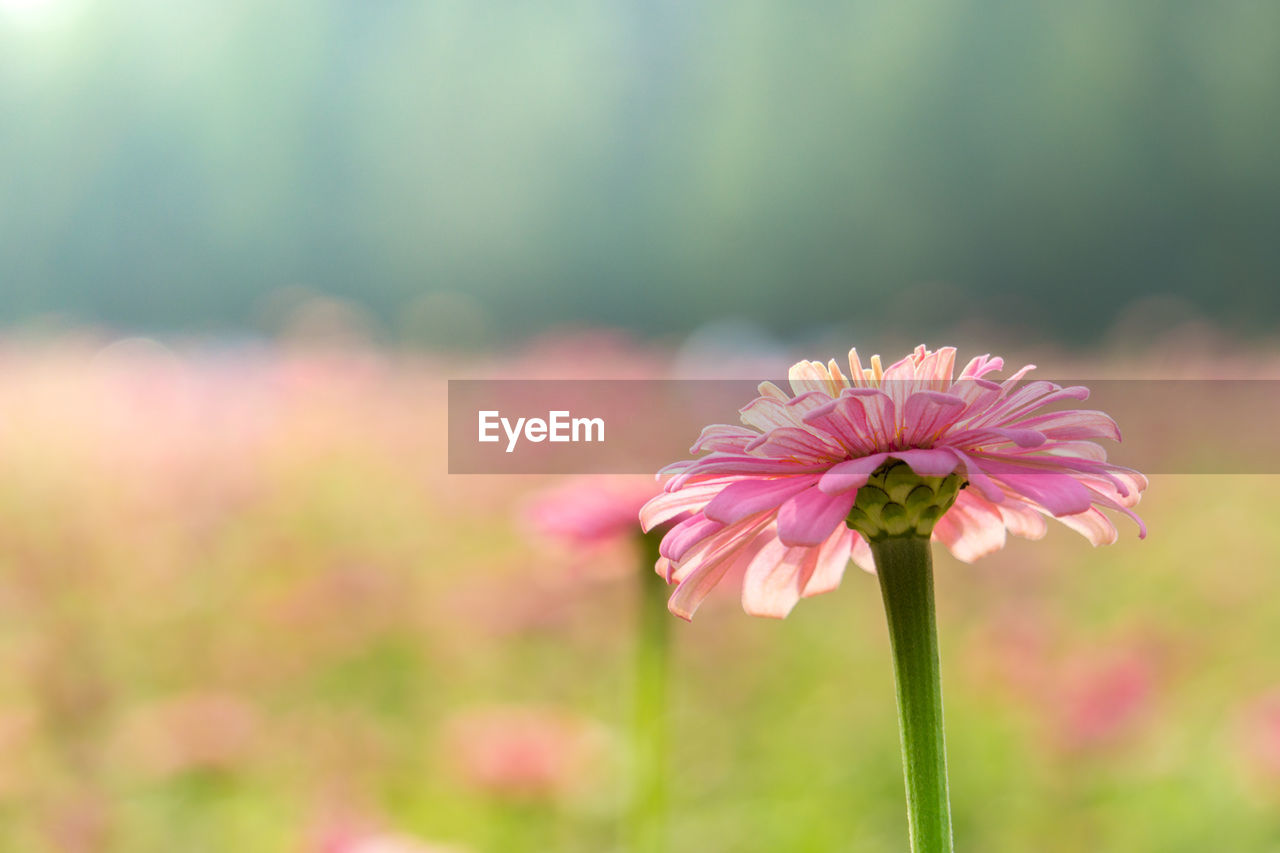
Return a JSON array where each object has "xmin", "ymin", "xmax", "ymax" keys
[
  {"xmin": 956, "ymin": 354, "xmax": 1005, "ymax": 380},
  {"xmin": 817, "ymin": 452, "xmax": 889, "ymax": 495},
  {"xmin": 887, "ymin": 448, "xmax": 961, "ymax": 478},
  {"xmin": 1051, "ymin": 506, "xmax": 1119, "ymax": 546}
]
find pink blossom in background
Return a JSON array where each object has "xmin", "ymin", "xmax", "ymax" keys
[
  {"xmin": 1053, "ymin": 650, "xmax": 1155, "ymax": 751},
  {"xmin": 1239, "ymin": 690, "xmax": 1280, "ymax": 782},
  {"xmin": 643, "ymin": 345, "xmax": 1148, "ymax": 619},
  {"xmin": 439, "ymin": 706, "xmax": 610, "ymax": 801},
  {"xmin": 312, "ymin": 821, "xmax": 468, "ymax": 853},
  {"xmin": 114, "ymin": 691, "xmax": 259, "ymax": 778},
  {"xmin": 523, "ymin": 476, "xmax": 656, "ymax": 548},
  {"xmin": 969, "ymin": 618, "xmax": 1161, "ymax": 755}
]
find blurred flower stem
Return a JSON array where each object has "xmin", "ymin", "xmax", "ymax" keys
[
  {"xmin": 872, "ymin": 536, "xmax": 953, "ymax": 853},
  {"xmin": 628, "ymin": 531, "xmax": 670, "ymax": 852}
]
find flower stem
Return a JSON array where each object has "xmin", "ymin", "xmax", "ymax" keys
[
  {"xmin": 628, "ymin": 531, "xmax": 670, "ymax": 852},
  {"xmin": 870, "ymin": 536, "xmax": 954, "ymax": 853}
]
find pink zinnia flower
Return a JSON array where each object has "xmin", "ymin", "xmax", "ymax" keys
[{"xmin": 642, "ymin": 345, "xmax": 1147, "ymax": 619}]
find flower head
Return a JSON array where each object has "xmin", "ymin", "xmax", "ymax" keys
[{"xmin": 642, "ymin": 345, "xmax": 1147, "ymax": 619}]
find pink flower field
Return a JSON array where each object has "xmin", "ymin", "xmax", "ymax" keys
[{"xmin": 0, "ymin": 332, "xmax": 1275, "ymax": 851}]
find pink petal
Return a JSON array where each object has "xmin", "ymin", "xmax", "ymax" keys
[
  {"xmin": 888, "ymin": 448, "xmax": 960, "ymax": 478},
  {"xmin": 1052, "ymin": 507, "xmax": 1118, "ymax": 546},
  {"xmin": 841, "ymin": 389, "xmax": 897, "ymax": 450},
  {"xmin": 850, "ymin": 533, "xmax": 876, "ymax": 573},
  {"xmin": 950, "ymin": 379, "xmax": 1005, "ymax": 419},
  {"xmin": 738, "ymin": 391, "xmax": 832, "ymax": 432},
  {"xmin": 738, "ymin": 396, "xmax": 802, "ymax": 432},
  {"xmin": 702, "ymin": 476, "xmax": 816, "ymax": 524},
  {"xmin": 956, "ymin": 354, "xmax": 1005, "ymax": 380},
  {"xmin": 667, "ymin": 454, "xmax": 828, "ymax": 489},
  {"xmin": 963, "ymin": 379, "xmax": 1058, "ymax": 427},
  {"xmin": 932, "ymin": 490, "xmax": 1007, "ymax": 562},
  {"xmin": 988, "ymin": 384, "xmax": 1092, "ymax": 427},
  {"xmin": 915, "ymin": 346, "xmax": 958, "ymax": 386},
  {"xmin": 691, "ymin": 423, "xmax": 759, "ymax": 453},
  {"xmin": 776, "ymin": 486, "xmax": 858, "ymax": 546},
  {"xmin": 741, "ymin": 538, "xmax": 814, "ymax": 618},
  {"xmin": 668, "ymin": 531, "xmax": 773, "ymax": 620},
  {"xmin": 668, "ymin": 515, "xmax": 774, "ymax": 584},
  {"xmin": 817, "ymin": 452, "xmax": 889, "ymax": 495},
  {"xmin": 659, "ymin": 514, "xmax": 726, "ymax": 562},
  {"xmin": 1077, "ymin": 487, "xmax": 1148, "ymax": 538},
  {"xmin": 987, "ymin": 470, "xmax": 1095, "ymax": 517},
  {"xmin": 997, "ymin": 501, "xmax": 1048, "ymax": 540},
  {"xmin": 1021, "ymin": 440, "xmax": 1109, "ymax": 461},
  {"xmin": 745, "ymin": 426, "xmax": 845, "ymax": 461},
  {"xmin": 1013, "ymin": 409, "xmax": 1121, "ymax": 442},
  {"xmin": 944, "ymin": 449, "xmax": 1007, "ymax": 504},
  {"xmin": 945, "ymin": 426, "xmax": 1047, "ymax": 448},
  {"xmin": 902, "ymin": 391, "xmax": 966, "ymax": 446},
  {"xmin": 640, "ymin": 481, "xmax": 726, "ymax": 531},
  {"xmin": 802, "ymin": 395, "xmax": 879, "ymax": 456},
  {"xmin": 788, "ymin": 362, "xmax": 843, "ymax": 397},
  {"xmin": 802, "ymin": 526, "xmax": 853, "ymax": 597}
]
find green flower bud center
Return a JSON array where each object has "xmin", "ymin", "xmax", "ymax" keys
[{"xmin": 845, "ymin": 460, "xmax": 965, "ymax": 541}]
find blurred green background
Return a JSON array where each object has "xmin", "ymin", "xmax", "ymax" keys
[
  {"xmin": 2, "ymin": 0, "xmax": 1279, "ymax": 345},
  {"xmin": 2, "ymin": 2, "xmax": 1280, "ymax": 851}
]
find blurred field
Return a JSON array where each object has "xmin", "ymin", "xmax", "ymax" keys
[{"xmin": 0, "ymin": 334, "xmax": 1278, "ymax": 852}]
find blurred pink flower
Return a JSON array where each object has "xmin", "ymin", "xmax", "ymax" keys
[
  {"xmin": 1239, "ymin": 690, "xmax": 1280, "ymax": 781},
  {"xmin": 1054, "ymin": 650, "xmax": 1155, "ymax": 751},
  {"xmin": 643, "ymin": 345, "xmax": 1147, "ymax": 619},
  {"xmin": 311, "ymin": 819, "xmax": 465, "ymax": 850},
  {"xmin": 115, "ymin": 691, "xmax": 259, "ymax": 777},
  {"xmin": 523, "ymin": 477, "xmax": 656, "ymax": 547},
  {"xmin": 439, "ymin": 706, "xmax": 609, "ymax": 801},
  {"xmin": 312, "ymin": 821, "xmax": 467, "ymax": 853}
]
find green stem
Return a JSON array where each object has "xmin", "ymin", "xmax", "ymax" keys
[
  {"xmin": 628, "ymin": 531, "xmax": 670, "ymax": 852},
  {"xmin": 870, "ymin": 536, "xmax": 954, "ymax": 853}
]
